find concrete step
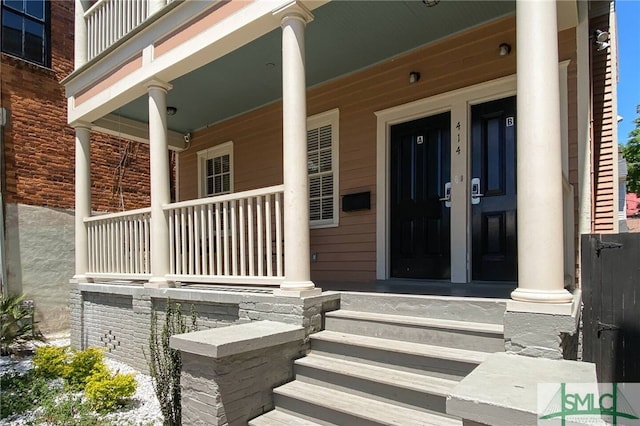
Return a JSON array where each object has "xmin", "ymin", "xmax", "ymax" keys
[
  {"xmin": 325, "ymin": 310, "xmax": 504, "ymax": 352},
  {"xmin": 339, "ymin": 292, "xmax": 507, "ymax": 324},
  {"xmin": 310, "ymin": 330, "xmax": 488, "ymax": 381},
  {"xmin": 295, "ymin": 353, "xmax": 457, "ymax": 414},
  {"xmin": 273, "ymin": 380, "xmax": 462, "ymax": 426},
  {"xmin": 248, "ymin": 409, "xmax": 326, "ymax": 426}
]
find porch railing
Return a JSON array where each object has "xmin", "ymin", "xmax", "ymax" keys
[
  {"xmin": 164, "ymin": 185, "xmax": 284, "ymax": 285},
  {"xmin": 85, "ymin": 0, "xmax": 175, "ymax": 60},
  {"xmin": 83, "ymin": 185, "xmax": 285, "ymax": 285},
  {"xmin": 85, "ymin": 207, "xmax": 152, "ymax": 280}
]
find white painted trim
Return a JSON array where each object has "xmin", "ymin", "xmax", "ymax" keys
[
  {"xmin": 66, "ymin": 0, "xmax": 329, "ymax": 125},
  {"xmin": 92, "ymin": 113, "xmax": 186, "ymax": 151},
  {"xmin": 559, "ymin": 60, "xmax": 570, "ymax": 180},
  {"xmin": 375, "ymin": 75, "xmax": 517, "ymax": 281},
  {"xmin": 307, "ymin": 108, "xmax": 339, "ymax": 229},
  {"xmin": 559, "ymin": 60, "xmax": 575, "ymax": 286},
  {"xmin": 175, "ymin": 150, "xmax": 180, "ymax": 202},
  {"xmin": 196, "ymin": 141, "xmax": 234, "ymax": 198},
  {"xmin": 166, "ymin": 274, "xmax": 282, "ymax": 286}
]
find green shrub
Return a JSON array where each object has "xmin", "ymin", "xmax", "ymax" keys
[
  {"xmin": 146, "ymin": 300, "xmax": 198, "ymax": 426},
  {"xmin": 85, "ymin": 371, "xmax": 137, "ymax": 412},
  {"xmin": 0, "ymin": 370, "xmax": 52, "ymax": 419},
  {"xmin": 0, "ymin": 294, "xmax": 42, "ymax": 355},
  {"xmin": 37, "ymin": 393, "xmax": 101, "ymax": 425},
  {"xmin": 65, "ymin": 347, "xmax": 107, "ymax": 391},
  {"xmin": 33, "ymin": 345, "xmax": 71, "ymax": 379}
]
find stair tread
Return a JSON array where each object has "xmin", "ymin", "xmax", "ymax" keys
[
  {"xmin": 249, "ymin": 409, "xmax": 325, "ymax": 426},
  {"xmin": 275, "ymin": 380, "xmax": 461, "ymax": 426},
  {"xmin": 312, "ymin": 330, "xmax": 490, "ymax": 364},
  {"xmin": 326, "ymin": 310, "xmax": 504, "ymax": 334},
  {"xmin": 297, "ymin": 353, "xmax": 458, "ymax": 396}
]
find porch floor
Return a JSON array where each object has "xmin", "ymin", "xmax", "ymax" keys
[
  {"xmin": 319, "ymin": 279, "xmax": 515, "ymax": 299},
  {"xmin": 87, "ymin": 279, "xmax": 515, "ymax": 299}
]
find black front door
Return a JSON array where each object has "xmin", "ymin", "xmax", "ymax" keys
[
  {"xmin": 471, "ymin": 96, "xmax": 517, "ymax": 281},
  {"xmin": 390, "ymin": 112, "xmax": 451, "ymax": 279}
]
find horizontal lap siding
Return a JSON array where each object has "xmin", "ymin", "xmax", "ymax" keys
[
  {"xmin": 590, "ymin": 11, "xmax": 617, "ymax": 233},
  {"xmin": 179, "ymin": 15, "xmax": 580, "ymax": 286}
]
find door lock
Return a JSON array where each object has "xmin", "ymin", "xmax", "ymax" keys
[
  {"xmin": 471, "ymin": 178, "xmax": 484, "ymax": 204},
  {"xmin": 439, "ymin": 182, "xmax": 451, "ymax": 208}
]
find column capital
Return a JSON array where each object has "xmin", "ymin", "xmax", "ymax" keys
[
  {"xmin": 273, "ymin": 1, "xmax": 314, "ymax": 25},
  {"xmin": 71, "ymin": 121, "xmax": 93, "ymax": 130},
  {"xmin": 145, "ymin": 78, "xmax": 173, "ymax": 93}
]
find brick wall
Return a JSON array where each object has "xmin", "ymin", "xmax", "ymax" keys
[
  {"xmin": 70, "ymin": 284, "xmax": 340, "ymax": 373},
  {"xmin": 1, "ymin": 0, "xmax": 151, "ymax": 213}
]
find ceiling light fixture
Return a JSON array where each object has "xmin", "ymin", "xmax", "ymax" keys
[
  {"xmin": 422, "ymin": 0, "xmax": 440, "ymax": 7},
  {"xmin": 166, "ymin": 106, "xmax": 177, "ymax": 116},
  {"xmin": 409, "ymin": 71, "xmax": 421, "ymax": 84}
]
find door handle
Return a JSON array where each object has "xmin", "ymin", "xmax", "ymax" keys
[
  {"xmin": 471, "ymin": 178, "xmax": 483, "ymax": 205},
  {"xmin": 439, "ymin": 182, "xmax": 451, "ymax": 208}
]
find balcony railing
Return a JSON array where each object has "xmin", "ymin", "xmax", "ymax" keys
[
  {"xmin": 84, "ymin": 185, "xmax": 285, "ymax": 285},
  {"xmin": 85, "ymin": 0, "xmax": 175, "ymax": 60}
]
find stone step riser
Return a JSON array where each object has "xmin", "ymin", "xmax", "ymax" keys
[
  {"xmin": 339, "ymin": 293, "xmax": 506, "ymax": 324},
  {"xmin": 294, "ymin": 364, "xmax": 447, "ymax": 414},
  {"xmin": 274, "ymin": 393, "xmax": 394, "ymax": 426},
  {"xmin": 310, "ymin": 339, "xmax": 478, "ymax": 381},
  {"xmin": 325, "ymin": 316, "xmax": 505, "ymax": 352}
]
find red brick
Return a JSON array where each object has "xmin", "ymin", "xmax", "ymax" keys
[{"xmin": 1, "ymin": 1, "xmax": 154, "ymax": 212}]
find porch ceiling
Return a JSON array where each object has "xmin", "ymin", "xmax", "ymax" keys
[{"xmin": 115, "ymin": 1, "xmax": 515, "ymax": 134}]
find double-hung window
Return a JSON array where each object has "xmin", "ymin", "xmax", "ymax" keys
[
  {"xmin": 197, "ymin": 142, "xmax": 233, "ymax": 197},
  {"xmin": 307, "ymin": 109, "xmax": 339, "ymax": 228},
  {"xmin": 1, "ymin": 0, "xmax": 49, "ymax": 66}
]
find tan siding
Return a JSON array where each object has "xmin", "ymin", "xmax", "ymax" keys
[
  {"xmin": 590, "ymin": 10, "xmax": 617, "ymax": 233},
  {"xmin": 179, "ymin": 15, "xmax": 583, "ymax": 285}
]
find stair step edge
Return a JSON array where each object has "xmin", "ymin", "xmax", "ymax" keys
[
  {"xmin": 326, "ymin": 310, "xmax": 504, "ymax": 334},
  {"xmin": 296, "ymin": 353, "xmax": 457, "ymax": 396},
  {"xmin": 274, "ymin": 380, "xmax": 461, "ymax": 426},
  {"xmin": 311, "ymin": 330, "xmax": 491, "ymax": 364},
  {"xmin": 249, "ymin": 409, "xmax": 325, "ymax": 426}
]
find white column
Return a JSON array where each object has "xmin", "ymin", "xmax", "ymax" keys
[
  {"xmin": 74, "ymin": 0, "xmax": 89, "ymax": 68},
  {"xmin": 146, "ymin": 80, "xmax": 173, "ymax": 288},
  {"xmin": 274, "ymin": 3, "xmax": 319, "ymax": 296},
  {"xmin": 74, "ymin": 124, "xmax": 92, "ymax": 282},
  {"xmin": 511, "ymin": 0, "xmax": 572, "ymax": 304}
]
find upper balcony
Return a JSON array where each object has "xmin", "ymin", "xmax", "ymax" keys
[{"xmin": 84, "ymin": 0, "xmax": 176, "ymax": 61}]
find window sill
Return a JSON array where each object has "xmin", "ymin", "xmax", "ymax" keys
[{"xmin": 1, "ymin": 52, "xmax": 54, "ymax": 74}]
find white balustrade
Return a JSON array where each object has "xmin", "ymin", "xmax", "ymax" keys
[
  {"xmin": 84, "ymin": 207, "xmax": 152, "ymax": 279},
  {"xmin": 82, "ymin": 185, "xmax": 285, "ymax": 285},
  {"xmin": 164, "ymin": 185, "xmax": 285, "ymax": 285},
  {"xmin": 84, "ymin": 0, "xmax": 174, "ymax": 60}
]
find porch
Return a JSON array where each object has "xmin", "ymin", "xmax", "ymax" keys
[{"xmin": 68, "ymin": 0, "xmax": 582, "ymax": 308}]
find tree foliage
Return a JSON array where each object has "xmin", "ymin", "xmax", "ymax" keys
[{"xmin": 622, "ymin": 113, "xmax": 640, "ymax": 194}]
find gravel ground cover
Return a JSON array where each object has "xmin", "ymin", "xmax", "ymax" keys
[{"xmin": 0, "ymin": 340, "xmax": 163, "ymax": 426}]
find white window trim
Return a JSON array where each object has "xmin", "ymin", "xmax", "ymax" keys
[
  {"xmin": 197, "ymin": 141, "xmax": 234, "ymax": 198},
  {"xmin": 307, "ymin": 108, "xmax": 339, "ymax": 229}
]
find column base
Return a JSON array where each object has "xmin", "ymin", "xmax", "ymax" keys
[
  {"xmin": 274, "ymin": 280, "xmax": 321, "ymax": 298},
  {"xmin": 145, "ymin": 277, "xmax": 174, "ymax": 288},
  {"xmin": 510, "ymin": 287, "xmax": 573, "ymax": 304},
  {"xmin": 504, "ymin": 290, "xmax": 581, "ymax": 360},
  {"xmin": 72, "ymin": 274, "xmax": 93, "ymax": 284}
]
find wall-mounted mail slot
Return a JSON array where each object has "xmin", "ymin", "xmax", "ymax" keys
[{"xmin": 342, "ymin": 191, "xmax": 371, "ymax": 212}]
